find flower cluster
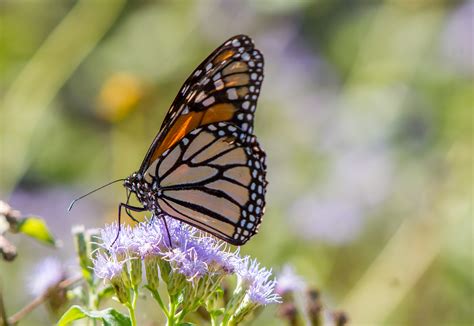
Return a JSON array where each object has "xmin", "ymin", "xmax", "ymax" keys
[{"xmin": 92, "ymin": 217, "xmax": 280, "ymax": 325}]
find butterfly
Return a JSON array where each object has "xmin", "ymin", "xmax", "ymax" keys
[{"xmin": 121, "ymin": 35, "xmax": 266, "ymax": 245}]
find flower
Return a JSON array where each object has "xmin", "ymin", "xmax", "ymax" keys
[
  {"xmin": 248, "ymin": 277, "xmax": 280, "ymax": 305},
  {"xmin": 237, "ymin": 256, "xmax": 281, "ymax": 305},
  {"xmin": 275, "ymin": 265, "xmax": 306, "ymax": 295},
  {"xmin": 92, "ymin": 252, "xmax": 123, "ymax": 281},
  {"xmin": 224, "ymin": 257, "xmax": 280, "ymax": 324},
  {"xmin": 133, "ymin": 220, "xmax": 164, "ymax": 258},
  {"xmin": 92, "ymin": 252, "xmax": 130, "ymax": 304},
  {"xmin": 92, "ymin": 216, "xmax": 281, "ymax": 321},
  {"xmin": 440, "ymin": 0, "xmax": 474, "ymax": 75},
  {"xmin": 165, "ymin": 247, "xmax": 208, "ymax": 281},
  {"xmin": 94, "ymin": 218, "xmax": 279, "ymax": 292},
  {"xmin": 28, "ymin": 257, "xmax": 66, "ymax": 297},
  {"xmin": 98, "ymin": 223, "xmax": 132, "ymax": 256}
]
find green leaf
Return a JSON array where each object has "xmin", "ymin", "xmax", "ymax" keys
[
  {"xmin": 17, "ymin": 216, "xmax": 56, "ymax": 246},
  {"xmin": 57, "ymin": 305, "xmax": 86, "ymax": 325},
  {"xmin": 57, "ymin": 305, "xmax": 131, "ymax": 326}
]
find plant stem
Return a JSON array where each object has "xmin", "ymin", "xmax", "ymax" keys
[
  {"xmin": 126, "ymin": 287, "xmax": 139, "ymax": 326},
  {"xmin": 168, "ymin": 301, "xmax": 176, "ymax": 326},
  {"xmin": 167, "ymin": 296, "xmax": 180, "ymax": 326},
  {"xmin": 0, "ymin": 281, "xmax": 9, "ymax": 326},
  {"xmin": 7, "ymin": 276, "xmax": 82, "ymax": 325},
  {"xmin": 210, "ymin": 312, "xmax": 219, "ymax": 326}
]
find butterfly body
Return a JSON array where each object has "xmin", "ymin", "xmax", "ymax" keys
[
  {"xmin": 122, "ymin": 35, "xmax": 266, "ymax": 245},
  {"xmin": 123, "ymin": 173, "xmax": 160, "ymax": 212}
]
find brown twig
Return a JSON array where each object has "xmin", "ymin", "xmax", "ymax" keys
[
  {"xmin": 0, "ymin": 283, "xmax": 9, "ymax": 326},
  {"xmin": 7, "ymin": 275, "xmax": 82, "ymax": 325}
]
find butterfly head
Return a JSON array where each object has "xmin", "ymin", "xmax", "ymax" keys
[
  {"xmin": 123, "ymin": 172, "xmax": 142, "ymax": 193},
  {"xmin": 124, "ymin": 172, "xmax": 158, "ymax": 209}
]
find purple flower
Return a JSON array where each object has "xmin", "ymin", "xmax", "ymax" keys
[
  {"xmin": 190, "ymin": 235, "xmax": 240, "ymax": 274},
  {"xmin": 93, "ymin": 216, "xmax": 279, "ymax": 305},
  {"xmin": 28, "ymin": 257, "xmax": 66, "ymax": 296},
  {"xmin": 237, "ymin": 257, "xmax": 281, "ymax": 305},
  {"xmin": 163, "ymin": 218, "xmax": 196, "ymax": 247},
  {"xmin": 92, "ymin": 252, "xmax": 124, "ymax": 281},
  {"xmin": 248, "ymin": 277, "xmax": 280, "ymax": 305},
  {"xmin": 275, "ymin": 265, "xmax": 306, "ymax": 295},
  {"xmin": 165, "ymin": 247, "xmax": 208, "ymax": 281},
  {"xmin": 440, "ymin": 0, "xmax": 474, "ymax": 75},
  {"xmin": 133, "ymin": 220, "xmax": 164, "ymax": 258},
  {"xmin": 98, "ymin": 223, "xmax": 132, "ymax": 256}
]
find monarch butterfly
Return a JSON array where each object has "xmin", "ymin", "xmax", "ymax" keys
[{"xmin": 72, "ymin": 35, "xmax": 266, "ymax": 246}]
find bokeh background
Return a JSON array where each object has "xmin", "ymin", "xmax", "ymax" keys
[{"xmin": 1, "ymin": 0, "xmax": 472, "ymax": 325}]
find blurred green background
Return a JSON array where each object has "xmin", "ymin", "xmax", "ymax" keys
[{"xmin": 0, "ymin": 0, "xmax": 472, "ymax": 325}]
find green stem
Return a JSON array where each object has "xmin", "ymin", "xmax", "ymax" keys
[
  {"xmin": 167, "ymin": 299, "xmax": 177, "ymax": 326},
  {"xmin": 88, "ymin": 284, "xmax": 98, "ymax": 326},
  {"xmin": 127, "ymin": 287, "xmax": 139, "ymax": 326},
  {"xmin": 210, "ymin": 311, "xmax": 219, "ymax": 326}
]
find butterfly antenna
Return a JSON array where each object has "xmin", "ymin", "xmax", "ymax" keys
[{"xmin": 68, "ymin": 178, "xmax": 126, "ymax": 211}]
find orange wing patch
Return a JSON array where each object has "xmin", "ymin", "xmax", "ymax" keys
[
  {"xmin": 223, "ymin": 61, "xmax": 248, "ymax": 75},
  {"xmin": 214, "ymin": 49, "xmax": 236, "ymax": 64},
  {"xmin": 150, "ymin": 103, "xmax": 237, "ymax": 163},
  {"xmin": 150, "ymin": 112, "xmax": 203, "ymax": 163},
  {"xmin": 201, "ymin": 103, "xmax": 236, "ymax": 125},
  {"xmin": 224, "ymin": 74, "xmax": 249, "ymax": 87}
]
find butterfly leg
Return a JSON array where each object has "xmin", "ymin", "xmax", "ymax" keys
[
  {"xmin": 124, "ymin": 190, "xmax": 140, "ymax": 223},
  {"xmin": 111, "ymin": 203, "xmax": 146, "ymax": 246},
  {"xmin": 158, "ymin": 214, "xmax": 173, "ymax": 248},
  {"xmin": 125, "ymin": 208, "xmax": 140, "ymax": 223}
]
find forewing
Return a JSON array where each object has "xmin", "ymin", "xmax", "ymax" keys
[
  {"xmin": 139, "ymin": 35, "xmax": 264, "ymax": 173},
  {"xmin": 145, "ymin": 122, "xmax": 267, "ymax": 245}
]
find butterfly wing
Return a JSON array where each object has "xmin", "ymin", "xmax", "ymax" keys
[
  {"xmin": 144, "ymin": 122, "xmax": 267, "ymax": 245},
  {"xmin": 139, "ymin": 34, "xmax": 264, "ymax": 173}
]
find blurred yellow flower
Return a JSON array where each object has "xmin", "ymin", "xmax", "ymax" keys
[{"xmin": 97, "ymin": 72, "xmax": 144, "ymax": 122}]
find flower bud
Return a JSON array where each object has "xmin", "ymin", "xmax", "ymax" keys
[
  {"xmin": 144, "ymin": 256, "xmax": 160, "ymax": 291},
  {"xmin": 129, "ymin": 256, "xmax": 142, "ymax": 289},
  {"xmin": 72, "ymin": 225, "xmax": 93, "ymax": 284},
  {"xmin": 111, "ymin": 275, "xmax": 130, "ymax": 304}
]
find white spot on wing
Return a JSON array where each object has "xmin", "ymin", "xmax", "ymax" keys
[
  {"xmin": 214, "ymin": 79, "xmax": 224, "ymax": 90},
  {"xmin": 202, "ymin": 96, "xmax": 215, "ymax": 107},
  {"xmin": 227, "ymin": 88, "xmax": 238, "ymax": 100},
  {"xmin": 195, "ymin": 91, "xmax": 207, "ymax": 103}
]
